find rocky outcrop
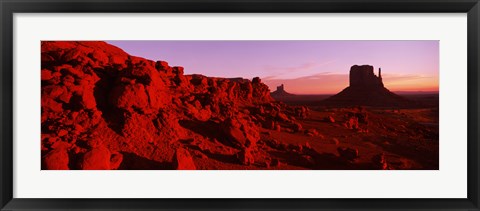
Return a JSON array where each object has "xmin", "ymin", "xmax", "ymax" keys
[
  {"xmin": 40, "ymin": 42, "xmax": 438, "ymax": 170},
  {"xmin": 42, "ymin": 148, "xmax": 69, "ymax": 170},
  {"xmin": 173, "ymin": 148, "xmax": 196, "ymax": 170},
  {"xmin": 41, "ymin": 41, "xmax": 304, "ymax": 170},
  {"xmin": 337, "ymin": 147, "xmax": 359, "ymax": 162},
  {"xmin": 81, "ymin": 147, "xmax": 123, "ymax": 170},
  {"xmin": 322, "ymin": 65, "xmax": 411, "ymax": 107}
]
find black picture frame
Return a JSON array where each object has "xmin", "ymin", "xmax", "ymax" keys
[{"xmin": 1, "ymin": 0, "xmax": 479, "ymax": 210}]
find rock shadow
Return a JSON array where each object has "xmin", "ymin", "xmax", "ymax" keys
[
  {"xmin": 118, "ymin": 152, "xmax": 173, "ymax": 170},
  {"xmin": 93, "ymin": 67, "xmax": 125, "ymax": 135},
  {"xmin": 183, "ymin": 144, "xmax": 239, "ymax": 165},
  {"xmin": 268, "ymin": 150, "xmax": 368, "ymax": 170}
]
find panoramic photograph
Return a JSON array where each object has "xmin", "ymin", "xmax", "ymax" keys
[{"xmin": 41, "ymin": 40, "xmax": 439, "ymax": 170}]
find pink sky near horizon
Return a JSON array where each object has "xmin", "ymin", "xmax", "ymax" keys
[{"xmin": 107, "ymin": 40, "xmax": 439, "ymax": 94}]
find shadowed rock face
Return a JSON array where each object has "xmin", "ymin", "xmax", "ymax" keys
[
  {"xmin": 323, "ymin": 65, "xmax": 411, "ymax": 107},
  {"xmin": 349, "ymin": 65, "xmax": 383, "ymax": 88}
]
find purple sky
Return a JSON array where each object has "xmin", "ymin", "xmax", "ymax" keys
[{"xmin": 107, "ymin": 40, "xmax": 439, "ymax": 94}]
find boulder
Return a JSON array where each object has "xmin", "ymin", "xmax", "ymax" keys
[
  {"xmin": 372, "ymin": 153, "xmax": 388, "ymax": 170},
  {"xmin": 222, "ymin": 117, "xmax": 260, "ymax": 149},
  {"xmin": 324, "ymin": 116, "xmax": 335, "ymax": 123},
  {"xmin": 173, "ymin": 148, "xmax": 196, "ymax": 170},
  {"xmin": 337, "ymin": 147, "xmax": 359, "ymax": 161},
  {"xmin": 292, "ymin": 122, "xmax": 303, "ymax": 132},
  {"xmin": 294, "ymin": 106, "xmax": 309, "ymax": 119},
  {"xmin": 304, "ymin": 129, "xmax": 319, "ymax": 137},
  {"xmin": 42, "ymin": 148, "xmax": 69, "ymax": 170},
  {"xmin": 237, "ymin": 148, "xmax": 254, "ymax": 165},
  {"xmin": 155, "ymin": 60, "xmax": 170, "ymax": 71},
  {"xmin": 344, "ymin": 116, "xmax": 359, "ymax": 129},
  {"xmin": 41, "ymin": 69, "xmax": 53, "ymax": 81},
  {"xmin": 270, "ymin": 158, "xmax": 281, "ymax": 167},
  {"xmin": 110, "ymin": 83, "xmax": 149, "ymax": 112},
  {"xmin": 81, "ymin": 147, "xmax": 112, "ymax": 170},
  {"xmin": 274, "ymin": 123, "xmax": 281, "ymax": 132},
  {"xmin": 277, "ymin": 112, "xmax": 289, "ymax": 122}
]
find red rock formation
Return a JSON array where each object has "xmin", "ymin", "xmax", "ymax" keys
[
  {"xmin": 349, "ymin": 65, "xmax": 383, "ymax": 88},
  {"xmin": 80, "ymin": 147, "xmax": 122, "ymax": 170},
  {"xmin": 40, "ymin": 41, "xmax": 438, "ymax": 170},
  {"xmin": 237, "ymin": 148, "xmax": 255, "ymax": 165},
  {"xmin": 372, "ymin": 153, "xmax": 388, "ymax": 170},
  {"xmin": 42, "ymin": 148, "xmax": 69, "ymax": 170},
  {"xmin": 41, "ymin": 41, "xmax": 296, "ymax": 170},
  {"xmin": 337, "ymin": 147, "xmax": 359, "ymax": 162},
  {"xmin": 323, "ymin": 65, "xmax": 411, "ymax": 107},
  {"xmin": 173, "ymin": 148, "xmax": 196, "ymax": 170}
]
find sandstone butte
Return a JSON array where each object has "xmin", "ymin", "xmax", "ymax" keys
[
  {"xmin": 270, "ymin": 84, "xmax": 295, "ymax": 98},
  {"xmin": 323, "ymin": 65, "xmax": 412, "ymax": 107},
  {"xmin": 41, "ymin": 41, "xmax": 310, "ymax": 170}
]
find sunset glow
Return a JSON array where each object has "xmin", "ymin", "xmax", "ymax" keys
[{"xmin": 107, "ymin": 40, "xmax": 439, "ymax": 94}]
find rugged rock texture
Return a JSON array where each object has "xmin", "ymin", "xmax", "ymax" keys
[
  {"xmin": 173, "ymin": 148, "xmax": 196, "ymax": 170},
  {"xmin": 323, "ymin": 65, "xmax": 411, "ymax": 107},
  {"xmin": 40, "ymin": 42, "xmax": 438, "ymax": 170},
  {"xmin": 41, "ymin": 41, "xmax": 308, "ymax": 170}
]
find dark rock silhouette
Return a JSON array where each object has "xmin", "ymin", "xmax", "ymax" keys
[
  {"xmin": 323, "ymin": 65, "xmax": 411, "ymax": 107},
  {"xmin": 271, "ymin": 84, "xmax": 295, "ymax": 98},
  {"xmin": 349, "ymin": 65, "xmax": 383, "ymax": 88}
]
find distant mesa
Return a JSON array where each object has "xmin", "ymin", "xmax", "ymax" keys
[
  {"xmin": 271, "ymin": 84, "xmax": 295, "ymax": 98},
  {"xmin": 349, "ymin": 65, "xmax": 384, "ymax": 88},
  {"xmin": 322, "ymin": 65, "xmax": 411, "ymax": 107}
]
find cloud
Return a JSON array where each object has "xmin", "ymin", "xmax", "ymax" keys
[
  {"xmin": 264, "ymin": 62, "xmax": 317, "ymax": 72},
  {"xmin": 382, "ymin": 74, "xmax": 438, "ymax": 91},
  {"xmin": 263, "ymin": 73, "xmax": 438, "ymax": 94},
  {"xmin": 263, "ymin": 60, "xmax": 336, "ymax": 80},
  {"xmin": 382, "ymin": 74, "xmax": 431, "ymax": 82},
  {"xmin": 264, "ymin": 73, "xmax": 348, "ymax": 94}
]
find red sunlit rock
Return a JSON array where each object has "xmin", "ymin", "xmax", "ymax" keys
[
  {"xmin": 173, "ymin": 148, "xmax": 196, "ymax": 170},
  {"xmin": 81, "ymin": 147, "xmax": 112, "ymax": 170},
  {"xmin": 42, "ymin": 148, "xmax": 69, "ymax": 170}
]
